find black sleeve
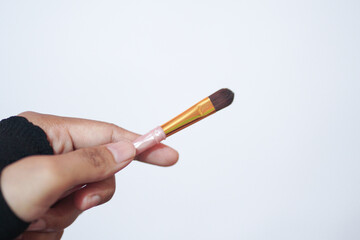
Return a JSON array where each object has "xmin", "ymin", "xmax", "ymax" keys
[{"xmin": 0, "ymin": 116, "xmax": 54, "ymax": 240}]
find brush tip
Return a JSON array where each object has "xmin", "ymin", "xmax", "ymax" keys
[{"xmin": 208, "ymin": 88, "xmax": 234, "ymax": 111}]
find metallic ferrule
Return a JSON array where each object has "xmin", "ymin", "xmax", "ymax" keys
[{"xmin": 161, "ymin": 97, "xmax": 216, "ymax": 137}]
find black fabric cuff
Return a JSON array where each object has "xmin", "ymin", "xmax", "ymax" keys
[
  {"xmin": 0, "ymin": 116, "xmax": 54, "ymax": 169},
  {"xmin": 0, "ymin": 116, "xmax": 54, "ymax": 240}
]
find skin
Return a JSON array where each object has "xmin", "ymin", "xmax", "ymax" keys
[{"xmin": 0, "ymin": 112, "xmax": 179, "ymax": 240}]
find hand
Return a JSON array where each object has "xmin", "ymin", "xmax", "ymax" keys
[{"xmin": 0, "ymin": 112, "xmax": 179, "ymax": 240}]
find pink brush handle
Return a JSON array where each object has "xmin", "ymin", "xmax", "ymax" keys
[{"xmin": 133, "ymin": 126, "xmax": 166, "ymax": 155}]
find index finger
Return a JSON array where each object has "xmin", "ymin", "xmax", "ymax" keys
[
  {"xmin": 19, "ymin": 112, "xmax": 179, "ymax": 167},
  {"xmin": 65, "ymin": 118, "xmax": 179, "ymax": 167}
]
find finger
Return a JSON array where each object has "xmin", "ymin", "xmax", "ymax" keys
[
  {"xmin": 73, "ymin": 176, "xmax": 116, "ymax": 211},
  {"xmin": 21, "ymin": 230, "xmax": 63, "ymax": 240},
  {"xmin": 27, "ymin": 195, "xmax": 81, "ymax": 232},
  {"xmin": 56, "ymin": 140, "xmax": 135, "ymax": 189},
  {"xmin": 111, "ymin": 128, "xmax": 179, "ymax": 166},
  {"xmin": 137, "ymin": 143, "xmax": 179, "ymax": 166},
  {"xmin": 63, "ymin": 118, "xmax": 179, "ymax": 166},
  {"xmin": 27, "ymin": 177, "xmax": 116, "ymax": 232},
  {"xmin": 1, "ymin": 140, "xmax": 134, "ymax": 221},
  {"xmin": 17, "ymin": 112, "xmax": 125, "ymax": 154},
  {"xmin": 19, "ymin": 112, "xmax": 179, "ymax": 166},
  {"xmin": 64, "ymin": 118, "xmax": 179, "ymax": 166}
]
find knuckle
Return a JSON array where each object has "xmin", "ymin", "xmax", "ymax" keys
[
  {"xmin": 107, "ymin": 123, "xmax": 118, "ymax": 129},
  {"xmin": 81, "ymin": 147, "xmax": 110, "ymax": 168},
  {"xmin": 103, "ymin": 179, "xmax": 116, "ymax": 203},
  {"xmin": 46, "ymin": 205, "xmax": 80, "ymax": 231},
  {"xmin": 50, "ymin": 217, "xmax": 74, "ymax": 231},
  {"xmin": 18, "ymin": 111, "xmax": 35, "ymax": 117},
  {"xmin": 108, "ymin": 123, "xmax": 130, "ymax": 142},
  {"xmin": 102, "ymin": 188, "xmax": 115, "ymax": 203}
]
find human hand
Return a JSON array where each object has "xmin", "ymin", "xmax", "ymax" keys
[{"xmin": 0, "ymin": 112, "xmax": 178, "ymax": 239}]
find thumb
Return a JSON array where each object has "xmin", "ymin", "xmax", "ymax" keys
[
  {"xmin": 0, "ymin": 140, "xmax": 135, "ymax": 221},
  {"xmin": 58, "ymin": 140, "xmax": 135, "ymax": 188}
]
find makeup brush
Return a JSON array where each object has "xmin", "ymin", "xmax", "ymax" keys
[{"xmin": 133, "ymin": 88, "xmax": 234, "ymax": 155}]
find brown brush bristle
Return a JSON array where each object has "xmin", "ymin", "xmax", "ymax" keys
[{"xmin": 208, "ymin": 88, "xmax": 234, "ymax": 111}]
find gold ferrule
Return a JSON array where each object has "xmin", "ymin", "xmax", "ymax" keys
[{"xmin": 161, "ymin": 97, "xmax": 216, "ymax": 137}]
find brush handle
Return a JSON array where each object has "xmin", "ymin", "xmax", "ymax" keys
[{"xmin": 133, "ymin": 126, "xmax": 166, "ymax": 155}]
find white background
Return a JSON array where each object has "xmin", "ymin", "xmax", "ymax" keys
[{"xmin": 1, "ymin": 1, "xmax": 360, "ymax": 239}]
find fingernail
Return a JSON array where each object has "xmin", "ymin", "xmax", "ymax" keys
[
  {"xmin": 28, "ymin": 219, "xmax": 46, "ymax": 231},
  {"xmin": 106, "ymin": 141, "xmax": 136, "ymax": 163},
  {"xmin": 82, "ymin": 195, "xmax": 102, "ymax": 210}
]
